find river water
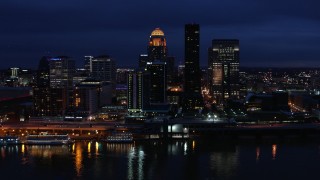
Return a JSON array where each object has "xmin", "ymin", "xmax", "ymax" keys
[{"xmin": 0, "ymin": 139, "xmax": 320, "ymax": 180}]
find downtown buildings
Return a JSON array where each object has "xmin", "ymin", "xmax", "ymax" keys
[
  {"xmin": 33, "ymin": 55, "xmax": 116, "ymax": 119},
  {"xmin": 33, "ymin": 56, "xmax": 75, "ymax": 117},
  {"xmin": 7, "ymin": 23, "xmax": 320, "ymax": 125},
  {"xmin": 127, "ymin": 28, "xmax": 171, "ymax": 120},
  {"xmin": 208, "ymin": 39, "xmax": 240, "ymax": 107},
  {"xmin": 30, "ymin": 24, "xmax": 242, "ymax": 122},
  {"xmin": 128, "ymin": 25, "xmax": 241, "ymax": 120}
]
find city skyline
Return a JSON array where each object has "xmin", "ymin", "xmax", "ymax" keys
[
  {"xmin": 1, "ymin": 0, "xmax": 320, "ymax": 69},
  {"xmin": 1, "ymin": 1, "xmax": 320, "ymax": 179}
]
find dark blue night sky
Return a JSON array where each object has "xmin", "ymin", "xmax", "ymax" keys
[{"xmin": 1, "ymin": 0, "xmax": 320, "ymax": 69}]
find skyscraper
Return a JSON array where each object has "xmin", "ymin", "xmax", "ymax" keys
[
  {"xmin": 184, "ymin": 24, "xmax": 201, "ymax": 94},
  {"xmin": 165, "ymin": 56, "xmax": 175, "ymax": 84},
  {"xmin": 74, "ymin": 79, "xmax": 112, "ymax": 115},
  {"xmin": 33, "ymin": 56, "xmax": 51, "ymax": 116},
  {"xmin": 90, "ymin": 55, "xmax": 116, "ymax": 83},
  {"xmin": 84, "ymin": 55, "xmax": 93, "ymax": 75},
  {"xmin": 10, "ymin": 67, "xmax": 19, "ymax": 78},
  {"xmin": 138, "ymin": 54, "xmax": 149, "ymax": 69},
  {"xmin": 148, "ymin": 28, "xmax": 167, "ymax": 61},
  {"xmin": 49, "ymin": 56, "xmax": 75, "ymax": 116},
  {"xmin": 146, "ymin": 61, "xmax": 167, "ymax": 104},
  {"xmin": 208, "ymin": 39, "xmax": 240, "ymax": 106},
  {"xmin": 183, "ymin": 24, "xmax": 203, "ymax": 112},
  {"xmin": 50, "ymin": 56, "xmax": 75, "ymax": 88},
  {"xmin": 127, "ymin": 70, "xmax": 150, "ymax": 113}
]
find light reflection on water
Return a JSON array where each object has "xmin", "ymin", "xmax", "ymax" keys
[
  {"xmin": 272, "ymin": 144, "xmax": 277, "ymax": 160},
  {"xmin": 75, "ymin": 142, "xmax": 83, "ymax": 177},
  {"xmin": 1, "ymin": 146, "xmax": 5, "ymax": 158},
  {"xmin": 256, "ymin": 146, "xmax": 260, "ymax": 161},
  {"xmin": 128, "ymin": 146, "xmax": 145, "ymax": 180},
  {"xmin": 209, "ymin": 145, "xmax": 239, "ymax": 179},
  {"xmin": 26, "ymin": 145, "xmax": 70, "ymax": 158},
  {"xmin": 0, "ymin": 140, "xmax": 319, "ymax": 179}
]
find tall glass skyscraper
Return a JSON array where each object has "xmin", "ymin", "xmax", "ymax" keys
[
  {"xmin": 33, "ymin": 56, "xmax": 51, "ymax": 116},
  {"xmin": 183, "ymin": 24, "xmax": 203, "ymax": 112},
  {"xmin": 184, "ymin": 24, "xmax": 201, "ymax": 94},
  {"xmin": 208, "ymin": 39, "xmax": 240, "ymax": 106},
  {"xmin": 146, "ymin": 61, "xmax": 167, "ymax": 104}
]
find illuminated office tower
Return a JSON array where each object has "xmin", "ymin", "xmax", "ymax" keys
[
  {"xmin": 208, "ymin": 39, "xmax": 240, "ymax": 105},
  {"xmin": 10, "ymin": 67, "xmax": 19, "ymax": 78},
  {"xmin": 49, "ymin": 56, "xmax": 75, "ymax": 116},
  {"xmin": 148, "ymin": 28, "xmax": 167, "ymax": 61},
  {"xmin": 183, "ymin": 24, "xmax": 203, "ymax": 112},
  {"xmin": 127, "ymin": 70, "xmax": 150, "ymax": 113}
]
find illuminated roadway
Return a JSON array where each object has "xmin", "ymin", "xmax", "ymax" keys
[
  {"xmin": 2, "ymin": 121, "xmax": 320, "ymax": 131},
  {"xmin": 1, "ymin": 120, "xmax": 320, "ymax": 139},
  {"xmin": 0, "ymin": 121, "xmax": 135, "ymax": 137}
]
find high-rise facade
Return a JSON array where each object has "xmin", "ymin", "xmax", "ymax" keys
[
  {"xmin": 138, "ymin": 54, "xmax": 149, "ymax": 69},
  {"xmin": 49, "ymin": 56, "xmax": 75, "ymax": 116},
  {"xmin": 33, "ymin": 56, "xmax": 51, "ymax": 116},
  {"xmin": 90, "ymin": 55, "xmax": 116, "ymax": 83},
  {"xmin": 146, "ymin": 61, "xmax": 167, "ymax": 104},
  {"xmin": 74, "ymin": 79, "xmax": 112, "ymax": 115},
  {"xmin": 50, "ymin": 56, "xmax": 75, "ymax": 89},
  {"xmin": 165, "ymin": 56, "xmax": 175, "ymax": 84},
  {"xmin": 184, "ymin": 24, "xmax": 201, "ymax": 94},
  {"xmin": 208, "ymin": 39, "xmax": 240, "ymax": 105},
  {"xmin": 84, "ymin": 56, "xmax": 93, "ymax": 75},
  {"xmin": 127, "ymin": 70, "xmax": 150, "ymax": 113},
  {"xmin": 148, "ymin": 28, "xmax": 167, "ymax": 61},
  {"xmin": 116, "ymin": 68, "xmax": 134, "ymax": 84},
  {"xmin": 183, "ymin": 24, "xmax": 203, "ymax": 112},
  {"xmin": 10, "ymin": 67, "xmax": 19, "ymax": 78},
  {"xmin": 141, "ymin": 28, "xmax": 175, "ymax": 85}
]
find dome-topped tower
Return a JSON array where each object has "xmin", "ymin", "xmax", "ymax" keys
[
  {"xmin": 151, "ymin": 28, "xmax": 165, "ymax": 36},
  {"xmin": 148, "ymin": 28, "xmax": 167, "ymax": 61}
]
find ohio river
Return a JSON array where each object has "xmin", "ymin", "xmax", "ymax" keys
[{"xmin": 0, "ymin": 139, "xmax": 320, "ymax": 180}]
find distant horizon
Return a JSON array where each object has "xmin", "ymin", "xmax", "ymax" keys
[{"xmin": 2, "ymin": 64, "xmax": 320, "ymax": 71}]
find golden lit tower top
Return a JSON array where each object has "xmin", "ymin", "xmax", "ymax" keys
[
  {"xmin": 151, "ymin": 28, "xmax": 165, "ymax": 36},
  {"xmin": 149, "ymin": 28, "xmax": 166, "ymax": 47},
  {"xmin": 148, "ymin": 28, "xmax": 167, "ymax": 60}
]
